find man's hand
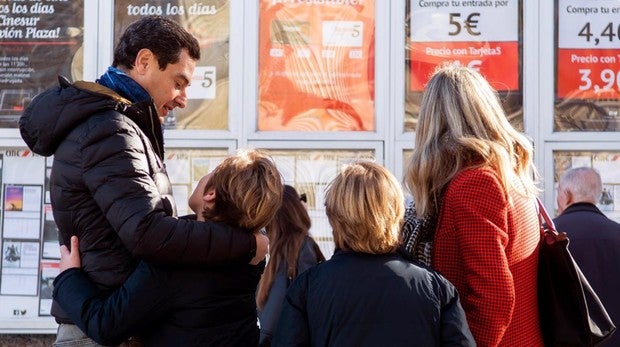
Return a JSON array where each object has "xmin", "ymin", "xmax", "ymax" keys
[
  {"xmin": 250, "ymin": 232, "xmax": 269, "ymax": 265},
  {"xmin": 59, "ymin": 236, "xmax": 81, "ymax": 271}
]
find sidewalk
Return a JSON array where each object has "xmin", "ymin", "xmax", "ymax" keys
[{"xmin": 0, "ymin": 334, "xmax": 54, "ymax": 346}]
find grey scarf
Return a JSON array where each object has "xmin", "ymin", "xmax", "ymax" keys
[{"xmin": 401, "ymin": 201, "xmax": 438, "ymax": 266}]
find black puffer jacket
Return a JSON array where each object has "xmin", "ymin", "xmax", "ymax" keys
[{"xmin": 20, "ymin": 76, "xmax": 255, "ymax": 322}]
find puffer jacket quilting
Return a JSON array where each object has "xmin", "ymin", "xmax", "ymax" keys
[{"xmin": 20, "ymin": 76, "xmax": 255, "ymax": 322}]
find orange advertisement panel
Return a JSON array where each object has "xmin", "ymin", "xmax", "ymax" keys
[
  {"xmin": 410, "ymin": 41, "xmax": 519, "ymax": 91},
  {"xmin": 557, "ymin": 49, "xmax": 620, "ymax": 100},
  {"xmin": 258, "ymin": 0, "xmax": 375, "ymax": 131}
]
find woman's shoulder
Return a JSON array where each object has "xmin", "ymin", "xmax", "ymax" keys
[
  {"xmin": 450, "ymin": 166, "xmax": 502, "ymax": 191},
  {"xmin": 445, "ymin": 166, "xmax": 506, "ymax": 204}
]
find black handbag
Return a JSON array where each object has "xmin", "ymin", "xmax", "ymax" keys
[{"xmin": 536, "ymin": 198, "xmax": 616, "ymax": 346}]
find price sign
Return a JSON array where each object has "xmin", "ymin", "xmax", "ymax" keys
[
  {"xmin": 410, "ymin": 1, "xmax": 517, "ymax": 42},
  {"xmin": 409, "ymin": 0, "xmax": 519, "ymax": 91},
  {"xmin": 187, "ymin": 66, "xmax": 216, "ymax": 100},
  {"xmin": 559, "ymin": 0, "xmax": 620, "ymax": 49},
  {"xmin": 557, "ymin": 0, "xmax": 620, "ymax": 99},
  {"xmin": 322, "ymin": 21, "xmax": 363, "ymax": 47}
]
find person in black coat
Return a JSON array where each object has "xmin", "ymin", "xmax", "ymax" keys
[
  {"xmin": 554, "ymin": 166, "xmax": 620, "ymax": 347},
  {"xmin": 256, "ymin": 185, "xmax": 325, "ymax": 346},
  {"xmin": 19, "ymin": 16, "xmax": 267, "ymax": 345},
  {"xmin": 53, "ymin": 149, "xmax": 283, "ymax": 347},
  {"xmin": 272, "ymin": 161, "xmax": 475, "ymax": 347}
]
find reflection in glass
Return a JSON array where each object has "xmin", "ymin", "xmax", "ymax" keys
[{"xmin": 553, "ymin": 150, "xmax": 620, "ymax": 221}]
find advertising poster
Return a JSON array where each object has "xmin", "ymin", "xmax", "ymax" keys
[
  {"xmin": 2, "ymin": 184, "xmax": 42, "ymax": 240},
  {"xmin": 554, "ymin": 0, "xmax": 620, "ymax": 131},
  {"xmin": 405, "ymin": 0, "xmax": 523, "ymax": 131},
  {"xmin": 41, "ymin": 205, "xmax": 59, "ymax": 259},
  {"xmin": 114, "ymin": 0, "xmax": 231, "ymax": 130},
  {"xmin": 1, "ymin": 241, "xmax": 39, "ymax": 296},
  {"xmin": 39, "ymin": 261, "xmax": 59, "ymax": 316},
  {"xmin": 0, "ymin": 149, "xmax": 47, "ymax": 315},
  {"xmin": 0, "ymin": 0, "xmax": 84, "ymax": 128},
  {"xmin": 257, "ymin": 0, "xmax": 376, "ymax": 131}
]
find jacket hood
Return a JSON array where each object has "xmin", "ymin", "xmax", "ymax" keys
[{"xmin": 19, "ymin": 76, "xmax": 137, "ymax": 156}]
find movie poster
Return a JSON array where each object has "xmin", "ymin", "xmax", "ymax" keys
[
  {"xmin": 258, "ymin": 0, "xmax": 376, "ymax": 131},
  {"xmin": 0, "ymin": 0, "xmax": 84, "ymax": 128}
]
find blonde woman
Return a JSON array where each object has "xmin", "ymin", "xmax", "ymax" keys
[
  {"xmin": 274, "ymin": 161, "xmax": 474, "ymax": 347},
  {"xmin": 402, "ymin": 65, "xmax": 543, "ymax": 346}
]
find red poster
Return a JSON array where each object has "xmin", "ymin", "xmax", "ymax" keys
[
  {"xmin": 556, "ymin": 0, "xmax": 620, "ymax": 101},
  {"xmin": 258, "ymin": 0, "xmax": 375, "ymax": 131},
  {"xmin": 410, "ymin": 41, "xmax": 519, "ymax": 91},
  {"xmin": 408, "ymin": 0, "xmax": 520, "ymax": 92},
  {"xmin": 557, "ymin": 49, "xmax": 620, "ymax": 100}
]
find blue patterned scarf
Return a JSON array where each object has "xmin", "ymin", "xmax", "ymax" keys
[{"xmin": 96, "ymin": 66, "xmax": 151, "ymax": 103}]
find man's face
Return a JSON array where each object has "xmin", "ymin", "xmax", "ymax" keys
[{"xmin": 133, "ymin": 49, "xmax": 196, "ymax": 122}]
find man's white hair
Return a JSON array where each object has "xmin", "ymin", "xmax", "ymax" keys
[{"xmin": 558, "ymin": 167, "xmax": 602, "ymax": 204}]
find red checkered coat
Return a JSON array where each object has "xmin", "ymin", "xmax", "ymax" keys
[{"xmin": 433, "ymin": 167, "xmax": 544, "ymax": 347}]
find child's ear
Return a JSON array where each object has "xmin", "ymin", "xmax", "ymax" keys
[{"xmin": 204, "ymin": 189, "xmax": 216, "ymax": 203}]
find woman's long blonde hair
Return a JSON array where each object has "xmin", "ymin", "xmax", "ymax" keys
[{"xmin": 405, "ymin": 65, "xmax": 538, "ymax": 217}]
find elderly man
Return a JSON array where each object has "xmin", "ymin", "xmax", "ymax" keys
[{"xmin": 555, "ymin": 167, "xmax": 620, "ymax": 347}]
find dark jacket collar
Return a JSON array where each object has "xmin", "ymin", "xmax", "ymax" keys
[
  {"xmin": 562, "ymin": 202, "xmax": 606, "ymax": 217},
  {"xmin": 20, "ymin": 76, "xmax": 164, "ymax": 159}
]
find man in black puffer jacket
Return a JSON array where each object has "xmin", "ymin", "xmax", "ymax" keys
[{"xmin": 19, "ymin": 16, "xmax": 267, "ymax": 346}]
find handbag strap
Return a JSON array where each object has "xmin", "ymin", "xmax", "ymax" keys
[{"xmin": 536, "ymin": 197, "xmax": 559, "ymax": 236}]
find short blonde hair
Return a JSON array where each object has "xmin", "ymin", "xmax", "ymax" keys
[
  {"xmin": 203, "ymin": 149, "xmax": 283, "ymax": 231},
  {"xmin": 325, "ymin": 161, "xmax": 404, "ymax": 254}
]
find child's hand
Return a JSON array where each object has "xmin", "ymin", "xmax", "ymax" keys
[
  {"xmin": 189, "ymin": 173, "xmax": 212, "ymax": 221},
  {"xmin": 59, "ymin": 236, "xmax": 81, "ymax": 271}
]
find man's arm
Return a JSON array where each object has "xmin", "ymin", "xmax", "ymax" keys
[
  {"xmin": 54, "ymin": 236, "xmax": 171, "ymax": 345},
  {"xmin": 80, "ymin": 118, "xmax": 266, "ymax": 265}
]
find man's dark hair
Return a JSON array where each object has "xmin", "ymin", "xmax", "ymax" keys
[{"xmin": 113, "ymin": 16, "xmax": 200, "ymax": 70}]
